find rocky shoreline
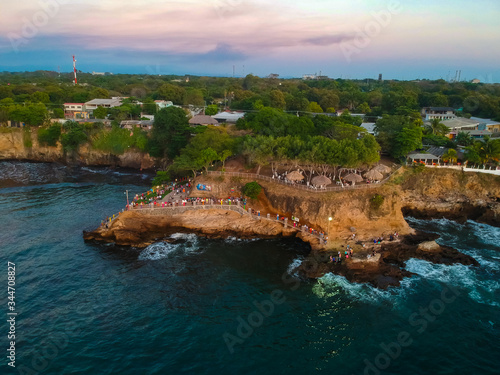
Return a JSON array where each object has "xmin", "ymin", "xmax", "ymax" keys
[
  {"xmin": 82, "ymin": 167, "xmax": 498, "ymax": 289},
  {"xmin": 297, "ymin": 231, "xmax": 479, "ymax": 289},
  {"xmin": 83, "ymin": 207, "xmax": 480, "ymax": 290}
]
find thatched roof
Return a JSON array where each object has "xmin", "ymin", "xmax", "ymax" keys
[
  {"xmin": 343, "ymin": 173, "xmax": 363, "ymax": 182},
  {"xmin": 311, "ymin": 175, "xmax": 332, "ymax": 186},
  {"xmin": 373, "ymin": 164, "xmax": 391, "ymax": 174},
  {"xmin": 286, "ymin": 171, "xmax": 304, "ymax": 181},
  {"xmin": 365, "ymin": 169, "xmax": 384, "ymax": 180}
]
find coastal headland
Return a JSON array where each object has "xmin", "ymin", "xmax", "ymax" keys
[{"xmin": 84, "ymin": 167, "xmax": 498, "ymax": 289}]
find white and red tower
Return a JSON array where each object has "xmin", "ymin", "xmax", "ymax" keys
[{"xmin": 72, "ymin": 55, "xmax": 77, "ymax": 85}]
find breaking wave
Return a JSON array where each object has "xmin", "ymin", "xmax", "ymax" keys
[
  {"xmin": 405, "ymin": 258, "xmax": 500, "ymax": 308},
  {"xmin": 312, "ymin": 272, "xmax": 414, "ymax": 305},
  {"xmin": 138, "ymin": 233, "xmax": 200, "ymax": 260}
]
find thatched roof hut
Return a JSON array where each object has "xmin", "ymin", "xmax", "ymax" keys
[
  {"xmin": 343, "ymin": 173, "xmax": 364, "ymax": 183},
  {"xmin": 364, "ymin": 169, "xmax": 384, "ymax": 180},
  {"xmin": 286, "ymin": 171, "xmax": 304, "ymax": 181},
  {"xmin": 373, "ymin": 164, "xmax": 391, "ymax": 174},
  {"xmin": 311, "ymin": 175, "xmax": 332, "ymax": 187}
]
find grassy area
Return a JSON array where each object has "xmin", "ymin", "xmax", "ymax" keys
[
  {"xmin": 91, "ymin": 127, "xmax": 148, "ymax": 154},
  {"xmin": 0, "ymin": 127, "xmax": 19, "ymax": 134}
]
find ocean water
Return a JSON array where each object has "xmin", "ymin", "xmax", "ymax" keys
[{"xmin": 0, "ymin": 161, "xmax": 499, "ymax": 375}]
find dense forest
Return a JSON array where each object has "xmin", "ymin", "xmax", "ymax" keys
[{"xmin": 1, "ymin": 71, "xmax": 499, "ymax": 177}]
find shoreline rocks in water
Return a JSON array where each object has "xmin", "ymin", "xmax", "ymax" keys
[
  {"xmin": 84, "ymin": 208, "xmax": 479, "ymax": 290},
  {"xmin": 297, "ymin": 231, "xmax": 479, "ymax": 289}
]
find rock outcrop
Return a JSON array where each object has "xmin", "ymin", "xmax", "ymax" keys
[{"xmin": 0, "ymin": 128, "xmax": 156, "ymax": 170}]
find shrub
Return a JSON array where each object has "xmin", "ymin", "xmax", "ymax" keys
[
  {"xmin": 242, "ymin": 181, "xmax": 262, "ymax": 200},
  {"xmin": 38, "ymin": 124, "xmax": 61, "ymax": 146},
  {"xmin": 92, "ymin": 127, "xmax": 148, "ymax": 154},
  {"xmin": 370, "ymin": 194, "xmax": 384, "ymax": 210},
  {"xmin": 60, "ymin": 126, "xmax": 88, "ymax": 152},
  {"xmin": 152, "ymin": 171, "xmax": 170, "ymax": 186},
  {"xmin": 22, "ymin": 127, "xmax": 32, "ymax": 148}
]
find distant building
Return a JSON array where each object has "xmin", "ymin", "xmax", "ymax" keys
[
  {"xmin": 471, "ymin": 78, "xmax": 480, "ymax": 84},
  {"xmin": 212, "ymin": 111, "xmax": 245, "ymax": 124},
  {"xmin": 302, "ymin": 74, "xmax": 317, "ymax": 80},
  {"xmin": 378, "ymin": 73, "xmax": 383, "ymax": 81},
  {"xmin": 92, "ymin": 72, "xmax": 105, "ymax": 76},
  {"xmin": 421, "ymin": 107, "xmax": 456, "ymax": 121},
  {"xmin": 442, "ymin": 117, "xmax": 480, "ymax": 131},
  {"xmin": 487, "ymin": 124, "xmax": 500, "ymax": 134},
  {"xmin": 84, "ymin": 99, "xmax": 122, "ymax": 116},
  {"xmin": 120, "ymin": 120, "xmax": 153, "ymax": 131},
  {"xmin": 63, "ymin": 103, "xmax": 89, "ymax": 119},
  {"xmin": 189, "ymin": 115, "xmax": 219, "ymax": 126},
  {"xmin": 154, "ymin": 100, "xmax": 173, "ymax": 110}
]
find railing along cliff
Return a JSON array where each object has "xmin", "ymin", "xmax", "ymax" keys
[
  {"xmin": 118, "ymin": 202, "xmax": 327, "ymax": 243},
  {"xmin": 205, "ymin": 168, "xmax": 401, "ymax": 193}
]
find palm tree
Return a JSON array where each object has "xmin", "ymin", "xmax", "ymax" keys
[
  {"xmin": 455, "ymin": 131, "xmax": 474, "ymax": 146},
  {"xmin": 441, "ymin": 148, "xmax": 458, "ymax": 164},
  {"xmin": 465, "ymin": 137, "xmax": 500, "ymax": 165},
  {"xmin": 427, "ymin": 118, "xmax": 449, "ymax": 136}
]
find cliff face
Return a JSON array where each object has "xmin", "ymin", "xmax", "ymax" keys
[
  {"xmin": 193, "ymin": 175, "xmax": 413, "ymax": 241},
  {"xmin": 0, "ymin": 128, "xmax": 156, "ymax": 170},
  {"xmin": 399, "ymin": 168, "xmax": 500, "ymax": 225},
  {"xmin": 84, "ymin": 208, "xmax": 311, "ymax": 248}
]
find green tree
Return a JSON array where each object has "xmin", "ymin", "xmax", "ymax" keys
[
  {"xmin": 375, "ymin": 115, "xmax": 423, "ymax": 158},
  {"xmin": 150, "ymin": 106, "xmax": 190, "ymax": 158},
  {"xmin": 393, "ymin": 127, "xmax": 423, "ymax": 159},
  {"xmin": 455, "ymin": 131, "xmax": 474, "ymax": 146},
  {"xmin": 242, "ymin": 181, "xmax": 262, "ymax": 200},
  {"xmin": 442, "ymin": 148, "xmax": 458, "ymax": 164},
  {"xmin": 197, "ymin": 147, "xmax": 219, "ymax": 172},
  {"xmin": 51, "ymin": 108, "xmax": 64, "ymax": 119},
  {"xmin": 30, "ymin": 91, "xmax": 50, "ymax": 103},
  {"xmin": 218, "ymin": 149, "xmax": 233, "ymax": 171},
  {"xmin": 426, "ymin": 118, "xmax": 449, "ymax": 136},
  {"xmin": 205, "ymin": 104, "xmax": 218, "ymax": 116},
  {"xmin": 93, "ymin": 106, "xmax": 108, "ymax": 119},
  {"xmin": 357, "ymin": 102, "xmax": 371, "ymax": 114},
  {"xmin": 152, "ymin": 171, "xmax": 171, "ymax": 186},
  {"xmin": 157, "ymin": 83, "xmax": 185, "ymax": 104},
  {"xmin": 37, "ymin": 124, "xmax": 61, "ymax": 146},
  {"xmin": 269, "ymin": 90, "xmax": 286, "ymax": 110},
  {"xmin": 308, "ymin": 101, "xmax": 323, "ymax": 113},
  {"xmin": 465, "ymin": 137, "xmax": 500, "ymax": 165}
]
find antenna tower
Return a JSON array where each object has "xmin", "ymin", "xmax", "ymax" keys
[{"xmin": 73, "ymin": 55, "xmax": 78, "ymax": 85}]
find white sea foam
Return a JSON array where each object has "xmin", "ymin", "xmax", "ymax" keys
[
  {"xmin": 225, "ymin": 236, "xmax": 242, "ymax": 243},
  {"xmin": 405, "ymin": 258, "xmax": 500, "ymax": 308},
  {"xmin": 287, "ymin": 257, "xmax": 303, "ymax": 276},
  {"xmin": 138, "ymin": 233, "xmax": 200, "ymax": 260},
  {"xmin": 138, "ymin": 242, "xmax": 178, "ymax": 261},
  {"xmin": 312, "ymin": 273, "xmax": 412, "ymax": 305}
]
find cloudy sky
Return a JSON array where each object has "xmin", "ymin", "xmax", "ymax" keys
[{"xmin": 1, "ymin": 0, "xmax": 499, "ymax": 81}]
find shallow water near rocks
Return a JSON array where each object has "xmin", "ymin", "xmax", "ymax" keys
[{"xmin": 1, "ymin": 162, "xmax": 499, "ymax": 375}]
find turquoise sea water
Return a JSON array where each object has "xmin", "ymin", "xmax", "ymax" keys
[{"xmin": 0, "ymin": 161, "xmax": 499, "ymax": 375}]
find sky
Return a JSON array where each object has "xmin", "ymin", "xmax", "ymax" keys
[{"xmin": 0, "ymin": 0, "xmax": 499, "ymax": 81}]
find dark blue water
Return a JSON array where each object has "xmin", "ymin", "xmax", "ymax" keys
[{"xmin": 1, "ymin": 162, "xmax": 499, "ymax": 375}]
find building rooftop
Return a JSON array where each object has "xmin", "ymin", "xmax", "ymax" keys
[
  {"xmin": 85, "ymin": 98, "xmax": 121, "ymax": 106},
  {"xmin": 423, "ymin": 107, "xmax": 456, "ymax": 112},
  {"xmin": 442, "ymin": 117, "xmax": 480, "ymax": 129},
  {"xmin": 189, "ymin": 115, "xmax": 219, "ymax": 125}
]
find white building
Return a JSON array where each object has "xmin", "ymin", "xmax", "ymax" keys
[
  {"xmin": 421, "ymin": 107, "xmax": 456, "ymax": 121},
  {"xmin": 154, "ymin": 100, "xmax": 174, "ymax": 109}
]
